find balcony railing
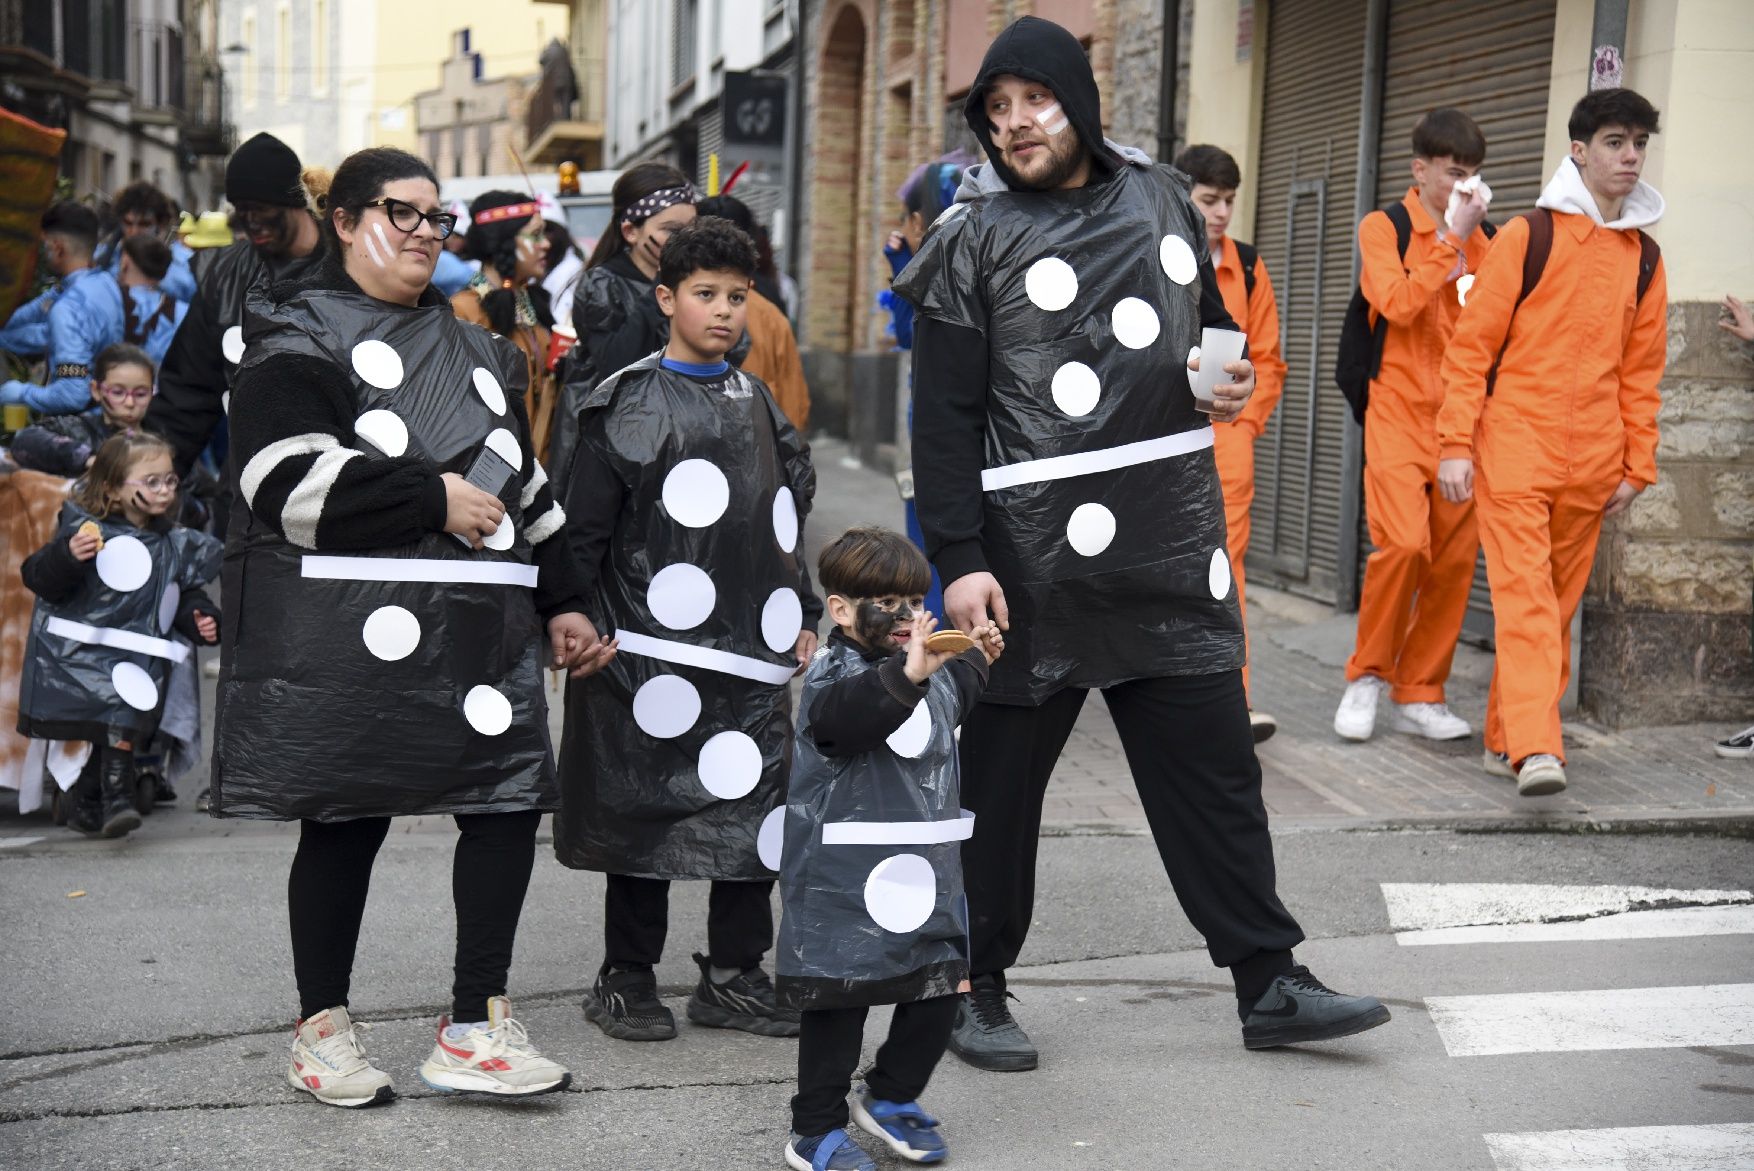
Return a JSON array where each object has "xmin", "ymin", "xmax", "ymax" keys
[
  {"xmin": 525, "ymin": 49, "xmax": 606, "ymax": 151},
  {"xmin": 180, "ymin": 54, "xmax": 232, "ymax": 158}
]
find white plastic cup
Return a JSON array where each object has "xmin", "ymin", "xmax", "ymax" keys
[{"xmin": 1191, "ymin": 327, "xmax": 1247, "ymax": 414}]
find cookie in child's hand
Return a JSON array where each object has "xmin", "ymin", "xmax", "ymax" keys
[
  {"xmin": 77, "ymin": 521, "xmax": 104, "ymax": 551},
  {"xmin": 924, "ymin": 629, "xmax": 976, "ymax": 654}
]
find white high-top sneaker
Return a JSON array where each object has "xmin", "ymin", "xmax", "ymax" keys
[
  {"xmin": 419, "ymin": 996, "xmax": 572, "ymax": 1096},
  {"xmin": 1517, "ymin": 754, "xmax": 1568, "ymax": 797},
  {"xmin": 286, "ymin": 1006, "xmax": 394, "ymax": 1108},
  {"xmin": 1390, "ymin": 702, "xmax": 1473, "ymax": 741},
  {"xmin": 1334, "ymin": 676, "xmax": 1388, "ymax": 741}
]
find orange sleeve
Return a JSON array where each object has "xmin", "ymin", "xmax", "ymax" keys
[
  {"xmin": 1358, "ymin": 209, "xmax": 1462, "ymax": 327},
  {"xmin": 1235, "ymin": 256, "xmax": 1286, "ymax": 438},
  {"xmin": 1617, "ymin": 251, "xmax": 1667, "ymax": 487},
  {"xmin": 449, "ymin": 290, "xmax": 490, "ymax": 328},
  {"xmin": 1437, "ymin": 215, "xmax": 1529, "ymax": 460},
  {"xmin": 743, "ymin": 296, "xmax": 811, "ymax": 433}
]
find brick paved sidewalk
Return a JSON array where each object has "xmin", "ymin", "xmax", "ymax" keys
[{"xmin": 805, "ymin": 438, "xmax": 1754, "ymax": 834}]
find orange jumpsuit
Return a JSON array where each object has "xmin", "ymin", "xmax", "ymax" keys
[
  {"xmin": 1210, "ymin": 235, "xmax": 1287, "ymax": 698},
  {"xmin": 1438, "ymin": 211, "xmax": 1666, "ymax": 764},
  {"xmin": 1344, "ymin": 189, "xmax": 1492, "ymax": 704}
]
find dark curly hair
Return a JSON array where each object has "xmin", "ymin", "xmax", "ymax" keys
[
  {"xmin": 657, "ymin": 216, "xmax": 758, "ymax": 292},
  {"xmin": 464, "ymin": 190, "xmax": 555, "ymax": 335},
  {"xmin": 112, "ymin": 180, "xmax": 175, "ymax": 226}
]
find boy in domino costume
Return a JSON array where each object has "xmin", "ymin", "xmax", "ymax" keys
[{"xmin": 896, "ymin": 16, "xmax": 1390, "ymax": 1070}]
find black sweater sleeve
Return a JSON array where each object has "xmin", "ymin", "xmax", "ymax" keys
[
  {"xmin": 809, "ymin": 655, "xmax": 929, "ymax": 758},
  {"xmin": 20, "ymin": 534, "xmax": 91, "ymax": 603},
  {"xmin": 909, "ymin": 317, "xmax": 992, "ymax": 586},
  {"xmin": 230, "ymin": 351, "xmax": 448, "ymax": 550},
  {"xmin": 560, "ymin": 413, "xmax": 627, "ymax": 604},
  {"xmin": 172, "ymin": 586, "xmax": 221, "ymax": 644},
  {"xmin": 145, "ymin": 281, "xmax": 226, "ymax": 476},
  {"xmin": 943, "ymin": 649, "xmax": 991, "ymax": 723}
]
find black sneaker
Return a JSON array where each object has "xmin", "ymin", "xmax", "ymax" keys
[
  {"xmin": 583, "ymin": 965, "xmax": 677, "ymax": 1041},
  {"xmin": 685, "ymin": 952, "xmax": 800, "ymax": 1037},
  {"xmin": 1241, "ymin": 965, "xmax": 1391, "ymax": 1049},
  {"xmin": 948, "ymin": 975, "xmax": 1038, "ymax": 1072}
]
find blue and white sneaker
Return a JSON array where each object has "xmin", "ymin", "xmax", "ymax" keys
[
  {"xmin": 851, "ymin": 1090, "xmax": 948, "ymax": 1163},
  {"xmin": 785, "ymin": 1128, "xmax": 876, "ymax": 1171}
]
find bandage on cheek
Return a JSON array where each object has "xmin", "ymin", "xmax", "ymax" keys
[{"xmin": 1036, "ymin": 102, "xmax": 1069, "ymax": 136}]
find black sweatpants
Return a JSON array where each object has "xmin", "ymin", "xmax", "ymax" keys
[
  {"xmin": 603, "ymin": 873, "xmax": 775, "ymax": 972},
  {"xmin": 791, "ymin": 995, "xmax": 959, "ymax": 1137},
  {"xmin": 959, "ymin": 670, "xmax": 1304, "ymax": 1000},
  {"xmin": 287, "ymin": 810, "xmax": 541, "ymax": 1022}
]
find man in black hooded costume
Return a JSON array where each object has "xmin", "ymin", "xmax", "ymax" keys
[{"xmin": 895, "ymin": 16, "xmax": 1390, "ymax": 1069}]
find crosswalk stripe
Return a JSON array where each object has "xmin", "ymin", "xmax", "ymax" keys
[
  {"xmin": 1382, "ymin": 883, "xmax": 1752, "ymax": 934},
  {"xmin": 1396, "ymin": 904, "xmax": 1754, "ymax": 946},
  {"xmin": 1427, "ymin": 983, "xmax": 1754, "ymax": 1057},
  {"xmin": 1483, "ymin": 1122, "xmax": 1754, "ymax": 1170}
]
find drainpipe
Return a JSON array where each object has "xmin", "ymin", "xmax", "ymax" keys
[
  {"xmin": 784, "ymin": 0, "xmax": 807, "ymax": 281},
  {"xmin": 1336, "ymin": 0, "xmax": 1388, "ymax": 610},
  {"xmin": 1156, "ymin": 0, "xmax": 1180, "ymax": 163},
  {"xmin": 1590, "ymin": 0, "xmax": 1629, "ymax": 87}
]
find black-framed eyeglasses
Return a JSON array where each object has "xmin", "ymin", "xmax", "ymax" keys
[{"xmin": 364, "ymin": 197, "xmax": 458, "ymax": 240}]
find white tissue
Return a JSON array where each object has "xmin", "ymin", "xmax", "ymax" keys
[{"xmin": 1445, "ymin": 174, "xmax": 1493, "ymax": 230}]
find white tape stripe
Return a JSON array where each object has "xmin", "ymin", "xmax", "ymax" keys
[
  {"xmin": 45, "ymin": 617, "xmax": 190, "ymax": 663},
  {"xmin": 1426, "ymin": 984, "xmax": 1754, "ymax": 1057},
  {"xmin": 822, "ymin": 810, "xmax": 975, "ymax": 846},
  {"xmin": 1484, "ymin": 1124, "xmax": 1754, "ymax": 1171},
  {"xmin": 300, "ymin": 556, "xmax": 538, "ymax": 587},
  {"xmin": 981, "ymin": 428, "xmax": 1215, "ymax": 492},
  {"xmin": 613, "ymin": 629, "xmax": 795, "ymax": 686}
]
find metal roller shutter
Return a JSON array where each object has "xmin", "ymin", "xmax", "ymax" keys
[
  {"xmin": 1369, "ymin": 0, "xmax": 1557, "ymax": 643},
  {"xmin": 1248, "ymin": 0, "xmax": 1369, "ymax": 603}
]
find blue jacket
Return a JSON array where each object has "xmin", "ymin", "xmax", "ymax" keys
[
  {"xmin": 0, "ymin": 287, "xmax": 54, "ymax": 357},
  {"xmin": 98, "ymin": 237, "xmax": 198, "ymax": 304},
  {"xmin": 0, "ymin": 267, "xmax": 127, "ymax": 414},
  {"xmin": 125, "ymin": 285, "xmax": 188, "ymax": 366},
  {"xmin": 432, "ymin": 249, "xmax": 476, "ymax": 297}
]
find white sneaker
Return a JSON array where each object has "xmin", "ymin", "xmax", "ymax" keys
[
  {"xmin": 1391, "ymin": 702, "xmax": 1472, "ymax": 741},
  {"xmin": 1516, "ymin": 754, "xmax": 1567, "ymax": 797},
  {"xmin": 1482, "ymin": 749, "xmax": 1516, "ymax": 779},
  {"xmin": 419, "ymin": 995, "xmax": 572, "ymax": 1096},
  {"xmin": 1334, "ymin": 676, "xmax": 1387, "ymax": 741},
  {"xmin": 286, "ymin": 1005, "xmax": 394, "ymax": 1108}
]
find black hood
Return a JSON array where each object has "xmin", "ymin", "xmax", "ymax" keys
[{"xmin": 961, "ymin": 16, "xmax": 1122, "ymax": 188}]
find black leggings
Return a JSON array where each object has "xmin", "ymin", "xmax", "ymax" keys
[
  {"xmin": 603, "ymin": 873, "xmax": 774, "ymax": 972},
  {"xmin": 791, "ymin": 995, "xmax": 959, "ymax": 1137},
  {"xmin": 287, "ymin": 811, "xmax": 541, "ymax": 1021}
]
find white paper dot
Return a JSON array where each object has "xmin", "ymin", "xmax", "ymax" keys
[
  {"xmin": 1209, "ymin": 547, "xmax": 1233, "ymax": 599},
  {"xmin": 1066, "ymin": 502, "xmax": 1117, "ymax": 557},
  {"xmin": 757, "ymin": 805, "xmax": 786, "ymax": 871},
  {"xmin": 1159, "ymin": 234, "xmax": 1198, "ymax": 285},
  {"xmin": 1187, "ymin": 345, "xmax": 1201, "ymax": 389},
  {"xmin": 350, "ymin": 339, "xmax": 404, "ymax": 389},
  {"xmin": 698, "ymin": 730, "xmax": 763, "ymax": 800},
  {"xmin": 647, "ymin": 562, "xmax": 717, "ymax": 630},
  {"xmin": 484, "ymin": 427, "xmax": 523, "ymax": 472},
  {"xmin": 111, "ymin": 662, "xmax": 159, "ymax": 712},
  {"xmin": 362, "ymin": 605, "xmax": 421, "ymax": 661},
  {"xmin": 1457, "ymin": 273, "xmax": 1476, "ymax": 306},
  {"xmin": 1025, "ymin": 257, "xmax": 1078, "ymax": 312},
  {"xmin": 885, "ymin": 700, "xmax": 934, "ymax": 759},
  {"xmin": 221, "ymin": 325, "xmax": 245, "ymax": 365},
  {"xmin": 156, "ymin": 582, "xmax": 181, "ymax": 635},
  {"xmin": 772, "ymin": 487, "xmax": 799, "ymax": 553},
  {"xmin": 482, "ymin": 513, "xmax": 515, "ymax": 551},
  {"xmin": 95, "ymin": 535, "xmax": 152, "ymax": 593},
  {"xmin": 760, "ymin": 587, "xmax": 803, "ymax": 654},
  {"xmin": 863, "ymin": 853, "xmax": 937, "ymax": 933},
  {"xmin": 632, "ymin": 674, "xmax": 701, "ymax": 739},
  {"xmin": 472, "ymin": 367, "xmax": 507, "ymax": 414},
  {"xmin": 662, "ymin": 459, "xmax": 730, "ymax": 528},
  {"xmin": 1112, "ymin": 298, "xmax": 1161, "ymax": 349},
  {"xmin": 463, "ymin": 685, "xmax": 513, "ymax": 736},
  {"xmin": 355, "ymin": 409, "xmax": 409, "ymax": 457},
  {"xmin": 1050, "ymin": 362, "xmax": 1101, "ymax": 417},
  {"xmin": 222, "ymin": 391, "xmax": 232, "ymax": 415}
]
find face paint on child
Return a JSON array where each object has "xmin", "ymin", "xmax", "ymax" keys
[
  {"xmin": 855, "ymin": 599, "xmax": 917, "ymax": 652},
  {"xmin": 1036, "ymin": 102, "xmax": 1069, "ymax": 136}
]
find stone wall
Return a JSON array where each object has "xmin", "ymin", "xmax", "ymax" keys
[{"xmin": 1581, "ymin": 300, "xmax": 1754, "ymax": 727}]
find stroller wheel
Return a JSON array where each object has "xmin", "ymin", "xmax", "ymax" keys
[{"xmin": 133, "ymin": 771, "xmax": 159, "ymax": 816}]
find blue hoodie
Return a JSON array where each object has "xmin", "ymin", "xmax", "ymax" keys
[{"xmin": 0, "ymin": 266, "xmax": 127, "ymax": 414}]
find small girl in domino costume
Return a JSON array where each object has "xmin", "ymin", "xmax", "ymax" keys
[
  {"xmin": 777, "ymin": 527, "xmax": 1002, "ymax": 1171},
  {"xmin": 18, "ymin": 431, "xmax": 221, "ymax": 837}
]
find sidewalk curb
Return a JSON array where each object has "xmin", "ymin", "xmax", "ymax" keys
[{"xmin": 1043, "ymin": 809, "xmax": 1754, "ymax": 838}]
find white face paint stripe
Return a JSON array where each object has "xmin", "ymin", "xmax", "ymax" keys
[
  {"xmin": 1035, "ymin": 102, "xmax": 1069, "ymax": 135},
  {"xmin": 371, "ymin": 221, "xmax": 393, "ymax": 257},
  {"xmin": 300, "ymin": 556, "xmax": 538, "ymax": 588},
  {"xmin": 822, "ymin": 811, "xmax": 975, "ymax": 846},
  {"xmin": 981, "ymin": 428, "xmax": 1215, "ymax": 492},
  {"xmin": 1425, "ymin": 983, "xmax": 1754, "ymax": 1057},
  {"xmin": 44, "ymin": 617, "xmax": 190, "ymax": 664},
  {"xmin": 1485, "ymin": 1124, "xmax": 1754, "ymax": 1171},
  {"xmin": 613, "ymin": 630, "xmax": 795, "ymax": 686},
  {"xmin": 362, "ymin": 231, "xmax": 388, "ymax": 268}
]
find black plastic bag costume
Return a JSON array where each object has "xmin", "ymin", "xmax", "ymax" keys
[
  {"xmin": 550, "ymin": 257, "xmax": 670, "ymax": 488},
  {"xmin": 893, "ymin": 134, "xmax": 1243, "ymax": 705},
  {"xmin": 554, "ymin": 353, "xmax": 819, "ymax": 880},
  {"xmin": 18, "ymin": 503, "xmax": 221, "ymax": 743},
  {"xmin": 212, "ymin": 267, "xmax": 564, "ymax": 821},
  {"xmin": 775, "ymin": 633, "xmax": 985, "ymax": 1011}
]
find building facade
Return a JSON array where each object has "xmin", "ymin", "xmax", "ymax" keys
[
  {"xmin": 798, "ymin": 0, "xmax": 1753, "ymax": 726},
  {"xmin": 414, "ymin": 31, "xmax": 535, "ymax": 181}
]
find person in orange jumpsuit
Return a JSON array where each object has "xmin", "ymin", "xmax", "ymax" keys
[
  {"xmin": 1437, "ymin": 88, "xmax": 1667, "ymax": 798},
  {"xmin": 1176, "ymin": 145, "xmax": 1288, "ymax": 743},
  {"xmin": 1334, "ymin": 109, "xmax": 1493, "ymax": 745}
]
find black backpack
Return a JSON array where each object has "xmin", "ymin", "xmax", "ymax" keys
[
  {"xmin": 1235, "ymin": 240, "xmax": 1260, "ymax": 301},
  {"xmin": 1333, "ymin": 203, "xmax": 1496, "ymax": 424}
]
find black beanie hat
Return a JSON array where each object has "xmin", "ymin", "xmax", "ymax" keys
[
  {"xmin": 225, "ymin": 132, "xmax": 307, "ymax": 208},
  {"xmin": 962, "ymin": 16, "xmax": 1122, "ymax": 189}
]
